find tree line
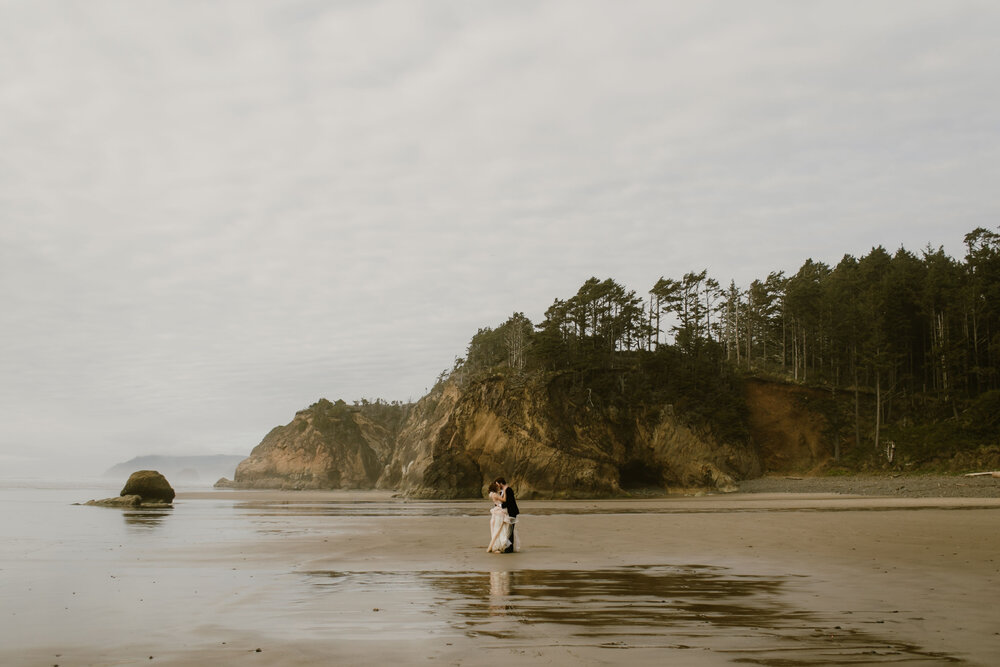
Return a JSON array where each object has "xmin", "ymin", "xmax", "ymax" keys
[{"xmin": 454, "ymin": 227, "xmax": 1000, "ymax": 454}]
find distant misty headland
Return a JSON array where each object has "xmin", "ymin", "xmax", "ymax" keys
[{"xmin": 103, "ymin": 454, "xmax": 245, "ymax": 486}]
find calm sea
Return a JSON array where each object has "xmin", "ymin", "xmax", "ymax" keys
[
  {"xmin": 1, "ymin": 480, "xmax": 543, "ymax": 664},
  {"xmin": 0, "ymin": 480, "xmax": 439, "ymax": 664}
]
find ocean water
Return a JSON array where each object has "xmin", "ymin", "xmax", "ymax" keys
[
  {"xmin": 0, "ymin": 481, "xmax": 509, "ymax": 665},
  {"xmin": 0, "ymin": 481, "xmax": 347, "ymax": 663}
]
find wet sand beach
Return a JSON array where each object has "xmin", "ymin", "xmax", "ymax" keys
[{"xmin": 2, "ymin": 483, "xmax": 999, "ymax": 666}]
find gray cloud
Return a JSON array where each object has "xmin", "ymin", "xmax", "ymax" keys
[{"xmin": 2, "ymin": 1, "xmax": 997, "ymax": 476}]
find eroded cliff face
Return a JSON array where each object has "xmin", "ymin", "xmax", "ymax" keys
[
  {"xmin": 376, "ymin": 380, "xmax": 462, "ymax": 493},
  {"xmin": 743, "ymin": 378, "xmax": 832, "ymax": 473},
  {"xmin": 378, "ymin": 373, "xmax": 761, "ymax": 498},
  {"xmin": 233, "ymin": 399, "xmax": 401, "ymax": 490},
  {"xmin": 229, "ymin": 376, "xmax": 833, "ymax": 497}
]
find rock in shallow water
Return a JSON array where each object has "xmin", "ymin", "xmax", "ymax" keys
[
  {"xmin": 85, "ymin": 494, "xmax": 143, "ymax": 507},
  {"xmin": 120, "ymin": 470, "xmax": 175, "ymax": 503}
]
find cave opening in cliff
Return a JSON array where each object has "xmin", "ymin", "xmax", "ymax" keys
[{"xmin": 619, "ymin": 460, "xmax": 665, "ymax": 490}]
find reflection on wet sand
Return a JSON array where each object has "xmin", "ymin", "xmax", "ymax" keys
[
  {"xmin": 306, "ymin": 566, "xmax": 959, "ymax": 665},
  {"xmin": 488, "ymin": 570, "xmax": 511, "ymax": 617},
  {"xmin": 228, "ymin": 498, "xmax": 1000, "ymax": 519},
  {"xmin": 122, "ymin": 507, "xmax": 171, "ymax": 530}
]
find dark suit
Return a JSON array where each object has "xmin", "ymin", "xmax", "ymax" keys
[{"xmin": 501, "ymin": 487, "xmax": 518, "ymax": 552}]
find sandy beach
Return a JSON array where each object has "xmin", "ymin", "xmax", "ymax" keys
[{"xmin": 3, "ymin": 482, "xmax": 999, "ymax": 666}]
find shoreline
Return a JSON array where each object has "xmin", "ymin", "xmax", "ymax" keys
[
  {"xmin": 736, "ymin": 472, "xmax": 1000, "ymax": 497},
  {"xmin": 4, "ymin": 486, "xmax": 998, "ymax": 665},
  {"xmin": 187, "ymin": 472, "xmax": 1000, "ymax": 501}
]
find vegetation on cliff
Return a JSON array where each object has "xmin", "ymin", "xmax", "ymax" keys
[
  {"xmin": 231, "ymin": 398, "xmax": 410, "ymax": 490},
  {"xmin": 229, "ymin": 227, "xmax": 1000, "ymax": 495},
  {"xmin": 451, "ymin": 226, "xmax": 1000, "ymax": 473}
]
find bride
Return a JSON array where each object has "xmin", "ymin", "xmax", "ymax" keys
[{"xmin": 486, "ymin": 482, "xmax": 515, "ymax": 553}]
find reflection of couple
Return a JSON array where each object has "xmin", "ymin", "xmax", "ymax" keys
[
  {"xmin": 487, "ymin": 476, "xmax": 520, "ymax": 553},
  {"xmin": 488, "ymin": 570, "xmax": 511, "ymax": 616}
]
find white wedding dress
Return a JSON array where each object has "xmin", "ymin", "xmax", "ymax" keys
[{"xmin": 487, "ymin": 492, "xmax": 518, "ymax": 553}]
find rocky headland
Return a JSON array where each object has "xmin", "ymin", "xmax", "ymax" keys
[
  {"xmin": 377, "ymin": 372, "xmax": 760, "ymax": 498},
  {"xmin": 218, "ymin": 373, "xmax": 842, "ymax": 499},
  {"xmin": 229, "ymin": 398, "xmax": 405, "ymax": 490},
  {"xmin": 216, "ymin": 359, "xmax": 1000, "ymax": 499},
  {"xmin": 104, "ymin": 454, "xmax": 245, "ymax": 485}
]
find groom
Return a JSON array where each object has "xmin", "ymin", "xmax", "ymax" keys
[{"xmin": 494, "ymin": 477, "xmax": 518, "ymax": 553}]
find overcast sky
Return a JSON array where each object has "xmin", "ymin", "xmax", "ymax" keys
[{"xmin": 2, "ymin": 1, "xmax": 997, "ymax": 478}]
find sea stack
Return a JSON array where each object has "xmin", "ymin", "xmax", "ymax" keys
[{"xmin": 120, "ymin": 470, "xmax": 176, "ymax": 504}]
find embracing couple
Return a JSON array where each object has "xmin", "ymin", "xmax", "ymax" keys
[{"xmin": 486, "ymin": 477, "xmax": 520, "ymax": 553}]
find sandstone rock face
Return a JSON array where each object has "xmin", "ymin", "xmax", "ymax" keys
[
  {"xmin": 233, "ymin": 399, "xmax": 406, "ymax": 490},
  {"xmin": 120, "ymin": 470, "xmax": 175, "ymax": 503},
  {"xmin": 376, "ymin": 381, "xmax": 464, "ymax": 495},
  {"xmin": 743, "ymin": 378, "xmax": 831, "ymax": 473},
  {"xmin": 85, "ymin": 494, "xmax": 143, "ymax": 507},
  {"xmin": 231, "ymin": 376, "xmax": 840, "ymax": 498},
  {"xmin": 378, "ymin": 373, "xmax": 761, "ymax": 498},
  {"xmin": 640, "ymin": 409, "xmax": 760, "ymax": 493}
]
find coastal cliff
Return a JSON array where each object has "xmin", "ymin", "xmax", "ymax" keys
[
  {"xmin": 220, "ymin": 237, "xmax": 1000, "ymax": 496},
  {"xmin": 222, "ymin": 366, "xmax": 872, "ymax": 497},
  {"xmin": 379, "ymin": 372, "xmax": 761, "ymax": 498},
  {"xmin": 225, "ymin": 366, "xmax": 793, "ymax": 497},
  {"xmin": 231, "ymin": 399, "xmax": 407, "ymax": 490}
]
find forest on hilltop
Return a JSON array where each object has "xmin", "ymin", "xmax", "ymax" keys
[{"xmin": 451, "ymin": 227, "xmax": 1000, "ymax": 471}]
